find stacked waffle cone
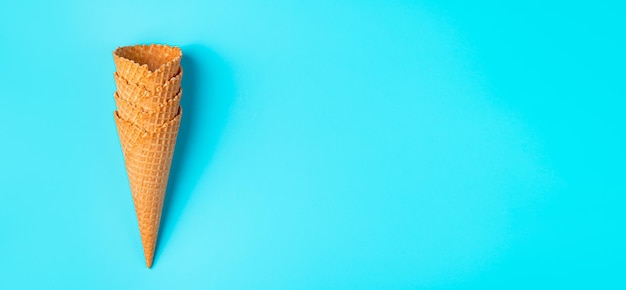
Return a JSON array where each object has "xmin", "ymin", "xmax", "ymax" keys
[{"xmin": 112, "ymin": 44, "xmax": 183, "ymax": 268}]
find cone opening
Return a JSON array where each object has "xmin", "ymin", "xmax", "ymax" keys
[{"xmin": 114, "ymin": 44, "xmax": 182, "ymax": 72}]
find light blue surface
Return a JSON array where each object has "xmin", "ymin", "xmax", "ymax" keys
[{"xmin": 1, "ymin": 0, "xmax": 624, "ymax": 288}]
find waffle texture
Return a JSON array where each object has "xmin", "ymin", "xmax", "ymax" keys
[
  {"xmin": 114, "ymin": 69, "xmax": 182, "ymax": 110},
  {"xmin": 112, "ymin": 44, "xmax": 183, "ymax": 268},
  {"xmin": 114, "ymin": 90, "xmax": 182, "ymax": 131}
]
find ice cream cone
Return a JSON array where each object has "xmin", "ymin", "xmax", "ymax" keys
[
  {"xmin": 113, "ymin": 44, "xmax": 182, "ymax": 90},
  {"xmin": 114, "ymin": 69, "xmax": 182, "ymax": 110},
  {"xmin": 114, "ymin": 90, "xmax": 182, "ymax": 131},
  {"xmin": 114, "ymin": 108, "xmax": 182, "ymax": 268}
]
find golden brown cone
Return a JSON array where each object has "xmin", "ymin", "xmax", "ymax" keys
[
  {"xmin": 114, "ymin": 108, "xmax": 182, "ymax": 268},
  {"xmin": 114, "ymin": 69, "xmax": 182, "ymax": 110},
  {"xmin": 114, "ymin": 90, "xmax": 182, "ymax": 131},
  {"xmin": 113, "ymin": 44, "xmax": 182, "ymax": 90}
]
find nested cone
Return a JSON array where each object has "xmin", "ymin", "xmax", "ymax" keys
[
  {"xmin": 114, "ymin": 69, "xmax": 182, "ymax": 110},
  {"xmin": 113, "ymin": 44, "xmax": 182, "ymax": 90},
  {"xmin": 114, "ymin": 108, "xmax": 182, "ymax": 268},
  {"xmin": 114, "ymin": 90, "xmax": 182, "ymax": 131}
]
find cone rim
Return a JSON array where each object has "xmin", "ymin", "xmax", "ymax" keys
[
  {"xmin": 113, "ymin": 44, "xmax": 182, "ymax": 75},
  {"xmin": 114, "ymin": 67, "xmax": 183, "ymax": 94},
  {"xmin": 114, "ymin": 88, "xmax": 182, "ymax": 114},
  {"xmin": 114, "ymin": 107, "xmax": 182, "ymax": 135}
]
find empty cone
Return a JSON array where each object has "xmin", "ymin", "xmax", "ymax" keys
[
  {"xmin": 114, "ymin": 109, "xmax": 182, "ymax": 268},
  {"xmin": 113, "ymin": 44, "xmax": 183, "ymax": 268},
  {"xmin": 113, "ymin": 44, "xmax": 182, "ymax": 90}
]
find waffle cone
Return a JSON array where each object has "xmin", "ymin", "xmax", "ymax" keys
[
  {"xmin": 113, "ymin": 44, "xmax": 182, "ymax": 90},
  {"xmin": 114, "ymin": 90, "xmax": 182, "ymax": 131},
  {"xmin": 114, "ymin": 69, "xmax": 182, "ymax": 110},
  {"xmin": 114, "ymin": 108, "xmax": 182, "ymax": 268}
]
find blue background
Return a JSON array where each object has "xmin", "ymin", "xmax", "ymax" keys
[{"xmin": 1, "ymin": 0, "xmax": 624, "ymax": 289}]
